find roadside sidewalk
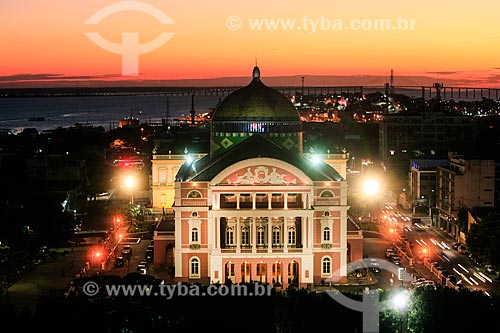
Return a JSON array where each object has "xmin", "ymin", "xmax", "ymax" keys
[{"xmin": 1, "ymin": 246, "xmax": 90, "ymax": 311}]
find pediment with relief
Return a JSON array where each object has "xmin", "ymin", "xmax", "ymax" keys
[{"xmin": 225, "ymin": 165, "xmax": 299, "ymax": 185}]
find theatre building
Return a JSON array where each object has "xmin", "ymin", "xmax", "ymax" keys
[{"xmin": 152, "ymin": 66, "xmax": 363, "ymax": 288}]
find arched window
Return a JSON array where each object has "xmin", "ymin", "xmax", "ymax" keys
[
  {"xmin": 257, "ymin": 226, "xmax": 265, "ymax": 246},
  {"xmin": 320, "ymin": 190, "xmax": 334, "ymax": 198},
  {"xmin": 189, "ymin": 257, "xmax": 200, "ymax": 278},
  {"xmin": 226, "ymin": 226, "xmax": 234, "ymax": 246},
  {"xmin": 288, "ymin": 226, "xmax": 296, "ymax": 245},
  {"xmin": 187, "ymin": 190, "xmax": 202, "ymax": 198},
  {"xmin": 272, "ymin": 226, "xmax": 281, "ymax": 245},
  {"xmin": 322, "ymin": 257, "xmax": 331, "ymax": 277},
  {"xmin": 323, "ymin": 227, "xmax": 330, "ymax": 242},
  {"xmin": 191, "ymin": 228, "xmax": 199, "ymax": 243},
  {"xmin": 191, "ymin": 211, "xmax": 198, "ymax": 218},
  {"xmin": 241, "ymin": 226, "xmax": 250, "ymax": 246},
  {"xmin": 323, "ymin": 211, "xmax": 330, "ymax": 217}
]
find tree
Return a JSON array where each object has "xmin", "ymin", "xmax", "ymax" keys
[
  {"xmin": 457, "ymin": 207, "xmax": 469, "ymax": 233},
  {"xmin": 467, "ymin": 211, "xmax": 500, "ymax": 267}
]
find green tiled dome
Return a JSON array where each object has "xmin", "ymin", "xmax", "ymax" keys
[{"xmin": 211, "ymin": 66, "xmax": 300, "ymax": 122}]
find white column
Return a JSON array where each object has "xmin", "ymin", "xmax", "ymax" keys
[
  {"xmin": 236, "ymin": 193, "xmax": 240, "ymax": 210},
  {"xmin": 252, "ymin": 217, "xmax": 257, "ymax": 253},
  {"xmin": 303, "ymin": 193, "xmax": 307, "ymax": 209},
  {"xmin": 268, "ymin": 193, "xmax": 272, "ymax": 209},
  {"xmin": 267, "ymin": 217, "xmax": 272, "ymax": 252},
  {"xmin": 207, "ymin": 215, "xmax": 213, "ymax": 251},
  {"xmin": 284, "ymin": 217, "xmax": 288, "ymax": 252},
  {"xmin": 308, "ymin": 213, "xmax": 314, "ymax": 251},
  {"xmin": 212, "ymin": 193, "xmax": 218, "ymax": 210},
  {"xmin": 340, "ymin": 211, "xmax": 348, "ymax": 277},
  {"xmin": 284, "ymin": 193, "xmax": 288, "ymax": 209},
  {"xmin": 236, "ymin": 217, "xmax": 241, "ymax": 252},
  {"xmin": 252, "ymin": 193, "xmax": 256, "ymax": 210},
  {"xmin": 174, "ymin": 213, "xmax": 182, "ymax": 277},
  {"xmin": 302, "ymin": 215, "xmax": 307, "ymax": 248},
  {"xmin": 215, "ymin": 216, "xmax": 220, "ymax": 249}
]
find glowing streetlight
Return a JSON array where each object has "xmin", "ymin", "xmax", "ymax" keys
[
  {"xmin": 363, "ymin": 179, "xmax": 380, "ymax": 196},
  {"xmin": 391, "ymin": 290, "xmax": 410, "ymax": 333},
  {"xmin": 125, "ymin": 176, "xmax": 135, "ymax": 205},
  {"xmin": 363, "ymin": 179, "xmax": 380, "ymax": 223}
]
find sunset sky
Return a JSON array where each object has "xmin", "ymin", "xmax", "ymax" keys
[{"xmin": 1, "ymin": 0, "xmax": 500, "ymax": 87}]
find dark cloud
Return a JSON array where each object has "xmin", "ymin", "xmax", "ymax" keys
[
  {"xmin": 0, "ymin": 73, "xmax": 122, "ymax": 82},
  {"xmin": 425, "ymin": 71, "xmax": 460, "ymax": 75}
]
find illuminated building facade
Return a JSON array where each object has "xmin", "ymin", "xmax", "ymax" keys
[{"xmin": 153, "ymin": 67, "xmax": 362, "ymax": 287}]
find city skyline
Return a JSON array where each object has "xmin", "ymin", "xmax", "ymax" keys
[{"xmin": 2, "ymin": 0, "xmax": 500, "ymax": 87}]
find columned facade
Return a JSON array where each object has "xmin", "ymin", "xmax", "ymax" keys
[{"xmin": 153, "ymin": 66, "xmax": 362, "ymax": 288}]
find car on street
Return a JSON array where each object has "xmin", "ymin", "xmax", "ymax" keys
[
  {"xmin": 430, "ymin": 261, "xmax": 443, "ymax": 271},
  {"xmin": 122, "ymin": 245, "xmax": 132, "ymax": 258},
  {"xmin": 485, "ymin": 265, "xmax": 498, "ymax": 275},
  {"xmin": 469, "ymin": 254, "xmax": 483, "ymax": 267},
  {"xmin": 458, "ymin": 245, "xmax": 468, "ymax": 254},
  {"xmin": 415, "ymin": 280, "xmax": 436, "ymax": 289},
  {"xmin": 411, "ymin": 277, "xmax": 427, "ymax": 287},
  {"xmin": 390, "ymin": 255, "xmax": 401, "ymax": 265},
  {"xmin": 385, "ymin": 248, "xmax": 395, "ymax": 258},
  {"xmin": 367, "ymin": 258, "xmax": 380, "ymax": 273},
  {"xmin": 114, "ymin": 256, "xmax": 125, "ymax": 268}
]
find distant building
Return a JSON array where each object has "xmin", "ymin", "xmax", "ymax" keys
[
  {"xmin": 409, "ymin": 159, "xmax": 448, "ymax": 221},
  {"xmin": 151, "ymin": 153, "xmax": 206, "ymax": 209},
  {"xmin": 152, "ymin": 67, "xmax": 362, "ymax": 288},
  {"xmin": 379, "ymin": 111, "xmax": 473, "ymax": 164},
  {"xmin": 436, "ymin": 153, "xmax": 495, "ymax": 240},
  {"xmin": 118, "ymin": 117, "xmax": 140, "ymax": 128}
]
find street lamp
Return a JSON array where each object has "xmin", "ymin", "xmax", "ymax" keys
[
  {"xmin": 391, "ymin": 290, "xmax": 410, "ymax": 333},
  {"xmin": 125, "ymin": 176, "xmax": 135, "ymax": 205},
  {"xmin": 363, "ymin": 179, "xmax": 380, "ymax": 223},
  {"xmin": 363, "ymin": 179, "xmax": 380, "ymax": 196}
]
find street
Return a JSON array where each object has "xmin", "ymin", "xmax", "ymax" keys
[{"xmin": 377, "ymin": 203, "xmax": 500, "ymax": 296}]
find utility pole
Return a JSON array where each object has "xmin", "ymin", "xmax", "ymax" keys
[{"xmin": 190, "ymin": 93, "xmax": 195, "ymax": 126}]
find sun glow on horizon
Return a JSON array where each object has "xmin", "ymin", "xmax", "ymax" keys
[{"xmin": 1, "ymin": 0, "xmax": 500, "ymax": 87}]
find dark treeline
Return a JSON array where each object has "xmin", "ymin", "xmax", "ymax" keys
[{"xmin": 1, "ymin": 273, "xmax": 500, "ymax": 333}]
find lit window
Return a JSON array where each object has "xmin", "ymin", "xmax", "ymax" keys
[
  {"xmin": 288, "ymin": 226, "xmax": 296, "ymax": 245},
  {"xmin": 241, "ymin": 226, "xmax": 249, "ymax": 246},
  {"xmin": 257, "ymin": 226, "xmax": 265, "ymax": 246},
  {"xmin": 272, "ymin": 226, "xmax": 281, "ymax": 245},
  {"xmin": 320, "ymin": 190, "xmax": 334, "ymax": 198},
  {"xmin": 190, "ymin": 257, "xmax": 200, "ymax": 278},
  {"xmin": 159, "ymin": 169, "xmax": 167, "ymax": 184},
  {"xmin": 322, "ymin": 257, "xmax": 331, "ymax": 276},
  {"xmin": 191, "ymin": 228, "xmax": 199, "ymax": 243},
  {"xmin": 323, "ymin": 227, "xmax": 330, "ymax": 242},
  {"xmin": 226, "ymin": 227, "xmax": 234, "ymax": 245},
  {"xmin": 187, "ymin": 190, "xmax": 202, "ymax": 198}
]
